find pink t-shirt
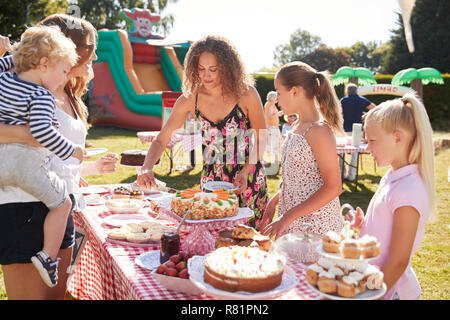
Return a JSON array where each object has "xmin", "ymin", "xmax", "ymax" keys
[{"xmin": 360, "ymin": 164, "xmax": 429, "ymax": 300}]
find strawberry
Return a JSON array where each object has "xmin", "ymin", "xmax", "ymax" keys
[
  {"xmin": 176, "ymin": 261, "xmax": 186, "ymax": 271},
  {"xmin": 169, "ymin": 254, "xmax": 180, "ymax": 264},
  {"xmin": 178, "ymin": 268, "xmax": 189, "ymax": 279},
  {"xmin": 166, "ymin": 261, "xmax": 176, "ymax": 269},
  {"xmin": 156, "ymin": 264, "xmax": 167, "ymax": 274},
  {"xmin": 166, "ymin": 267, "xmax": 178, "ymax": 277}
]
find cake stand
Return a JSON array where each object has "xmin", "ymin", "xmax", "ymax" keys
[{"xmin": 158, "ymin": 206, "xmax": 254, "ymax": 255}]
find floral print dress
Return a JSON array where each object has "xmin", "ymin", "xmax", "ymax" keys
[
  {"xmin": 279, "ymin": 123, "xmax": 342, "ymax": 236},
  {"xmin": 195, "ymin": 98, "xmax": 269, "ymax": 228}
]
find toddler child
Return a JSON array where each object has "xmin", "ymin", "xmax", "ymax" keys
[{"xmin": 0, "ymin": 26, "xmax": 84, "ymax": 287}]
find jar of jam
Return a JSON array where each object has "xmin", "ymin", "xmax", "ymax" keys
[{"xmin": 160, "ymin": 230, "xmax": 180, "ymax": 264}]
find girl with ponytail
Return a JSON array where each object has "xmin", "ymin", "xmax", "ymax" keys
[
  {"xmin": 348, "ymin": 92, "xmax": 436, "ymax": 299},
  {"xmin": 260, "ymin": 61, "xmax": 344, "ymax": 239}
]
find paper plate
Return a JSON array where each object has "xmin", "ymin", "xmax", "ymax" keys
[
  {"xmin": 79, "ymin": 186, "xmax": 109, "ymax": 194},
  {"xmin": 135, "ymin": 250, "xmax": 161, "ymax": 271},
  {"xmin": 102, "ymin": 214, "xmax": 150, "ymax": 227},
  {"xmin": 86, "ymin": 148, "xmax": 108, "ymax": 157},
  {"xmin": 203, "ymin": 181, "xmax": 238, "ymax": 191}
]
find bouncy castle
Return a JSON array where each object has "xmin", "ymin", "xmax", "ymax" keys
[{"xmin": 88, "ymin": 8, "xmax": 190, "ymax": 130}]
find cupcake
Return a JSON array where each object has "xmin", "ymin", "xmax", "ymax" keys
[
  {"xmin": 359, "ymin": 234, "xmax": 380, "ymax": 258},
  {"xmin": 364, "ymin": 265, "xmax": 384, "ymax": 290},
  {"xmin": 348, "ymin": 271, "xmax": 366, "ymax": 294},
  {"xmin": 337, "ymin": 276, "xmax": 358, "ymax": 298},
  {"xmin": 305, "ymin": 264, "xmax": 324, "ymax": 286},
  {"xmin": 322, "ymin": 230, "xmax": 341, "ymax": 253},
  {"xmin": 317, "ymin": 271, "xmax": 337, "ymax": 294},
  {"xmin": 317, "ymin": 257, "xmax": 335, "ymax": 271},
  {"xmin": 340, "ymin": 238, "xmax": 362, "ymax": 259},
  {"xmin": 328, "ymin": 266, "xmax": 345, "ymax": 281}
]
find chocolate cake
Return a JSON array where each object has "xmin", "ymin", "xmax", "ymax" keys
[{"xmin": 120, "ymin": 150, "xmax": 147, "ymax": 166}]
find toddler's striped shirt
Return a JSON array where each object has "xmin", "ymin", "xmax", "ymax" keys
[{"xmin": 0, "ymin": 55, "xmax": 75, "ymax": 160}]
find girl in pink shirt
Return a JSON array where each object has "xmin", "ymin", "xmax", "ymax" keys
[{"xmin": 349, "ymin": 92, "xmax": 436, "ymax": 300}]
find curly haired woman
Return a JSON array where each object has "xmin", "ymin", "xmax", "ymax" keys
[{"xmin": 138, "ymin": 35, "xmax": 269, "ymax": 228}]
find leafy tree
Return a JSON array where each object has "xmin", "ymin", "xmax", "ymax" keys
[
  {"xmin": 0, "ymin": 0, "xmax": 178, "ymax": 42},
  {"xmin": 341, "ymin": 41, "xmax": 384, "ymax": 72},
  {"xmin": 381, "ymin": 0, "xmax": 450, "ymax": 73},
  {"xmin": 273, "ymin": 28, "xmax": 324, "ymax": 65},
  {"xmin": 0, "ymin": 0, "xmax": 68, "ymax": 41},
  {"xmin": 302, "ymin": 46, "xmax": 351, "ymax": 73}
]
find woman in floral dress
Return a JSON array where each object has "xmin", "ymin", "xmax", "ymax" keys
[{"xmin": 138, "ymin": 35, "xmax": 269, "ymax": 228}]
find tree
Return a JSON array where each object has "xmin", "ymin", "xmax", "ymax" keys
[
  {"xmin": 341, "ymin": 41, "xmax": 384, "ymax": 72},
  {"xmin": 381, "ymin": 0, "xmax": 450, "ymax": 73},
  {"xmin": 273, "ymin": 28, "xmax": 324, "ymax": 65},
  {"xmin": 302, "ymin": 46, "xmax": 351, "ymax": 73},
  {"xmin": 0, "ymin": 0, "xmax": 68, "ymax": 41},
  {"xmin": 0, "ymin": 0, "xmax": 178, "ymax": 42}
]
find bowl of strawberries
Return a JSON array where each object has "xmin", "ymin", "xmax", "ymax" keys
[{"xmin": 151, "ymin": 252, "xmax": 203, "ymax": 296}]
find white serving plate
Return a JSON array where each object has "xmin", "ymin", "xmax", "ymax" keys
[
  {"xmin": 316, "ymin": 244, "xmax": 378, "ymax": 262},
  {"xmin": 187, "ymin": 255, "xmax": 297, "ymax": 300},
  {"xmin": 203, "ymin": 181, "xmax": 238, "ymax": 192},
  {"xmin": 306, "ymin": 282, "xmax": 386, "ymax": 300},
  {"xmin": 86, "ymin": 148, "xmax": 108, "ymax": 157},
  {"xmin": 105, "ymin": 199, "xmax": 146, "ymax": 214},
  {"xmin": 80, "ymin": 186, "xmax": 110, "ymax": 194},
  {"xmin": 102, "ymin": 213, "xmax": 150, "ymax": 227}
]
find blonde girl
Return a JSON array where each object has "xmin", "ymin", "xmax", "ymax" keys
[
  {"xmin": 349, "ymin": 92, "xmax": 436, "ymax": 300},
  {"xmin": 260, "ymin": 61, "xmax": 344, "ymax": 238}
]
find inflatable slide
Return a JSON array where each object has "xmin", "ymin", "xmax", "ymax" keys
[{"xmin": 88, "ymin": 8, "xmax": 190, "ymax": 130}]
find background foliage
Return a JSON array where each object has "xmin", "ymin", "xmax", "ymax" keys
[{"xmin": 254, "ymin": 73, "xmax": 450, "ymax": 131}]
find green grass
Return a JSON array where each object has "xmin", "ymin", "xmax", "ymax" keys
[{"xmin": 0, "ymin": 127, "xmax": 448, "ymax": 300}]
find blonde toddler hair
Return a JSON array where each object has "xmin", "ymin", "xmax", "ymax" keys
[
  {"xmin": 365, "ymin": 92, "xmax": 437, "ymax": 221},
  {"xmin": 12, "ymin": 25, "xmax": 78, "ymax": 74}
]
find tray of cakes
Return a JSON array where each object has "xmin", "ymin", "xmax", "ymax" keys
[
  {"xmin": 106, "ymin": 220, "xmax": 174, "ymax": 247},
  {"xmin": 188, "ymin": 246, "xmax": 297, "ymax": 300},
  {"xmin": 318, "ymin": 222, "xmax": 381, "ymax": 262},
  {"xmin": 306, "ymin": 222, "xmax": 386, "ymax": 299},
  {"xmin": 305, "ymin": 257, "xmax": 386, "ymax": 300}
]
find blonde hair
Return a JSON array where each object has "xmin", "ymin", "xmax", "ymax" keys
[
  {"xmin": 39, "ymin": 14, "xmax": 97, "ymax": 127},
  {"xmin": 182, "ymin": 35, "xmax": 254, "ymax": 100},
  {"xmin": 12, "ymin": 25, "xmax": 78, "ymax": 74},
  {"xmin": 276, "ymin": 61, "xmax": 344, "ymax": 135},
  {"xmin": 365, "ymin": 92, "xmax": 437, "ymax": 221}
]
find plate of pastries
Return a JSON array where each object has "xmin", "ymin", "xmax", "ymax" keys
[{"xmin": 306, "ymin": 222, "xmax": 386, "ymax": 299}]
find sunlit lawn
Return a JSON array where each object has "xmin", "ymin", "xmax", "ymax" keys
[{"xmin": 0, "ymin": 127, "xmax": 448, "ymax": 300}]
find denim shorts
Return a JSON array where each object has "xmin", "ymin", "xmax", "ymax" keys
[
  {"xmin": 0, "ymin": 143, "xmax": 67, "ymax": 210},
  {"xmin": 0, "ymin": 194, "xmax": 75, "ymax": 265}
]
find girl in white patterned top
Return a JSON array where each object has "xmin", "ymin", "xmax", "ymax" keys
[{"xmin": 260, "ymin": 61, "xmax": 344, "ymax": 239}]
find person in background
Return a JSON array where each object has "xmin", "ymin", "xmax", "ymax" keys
[
  {"xmin": 281, "ymin": 113, "xmax": 299, "ymax": 137},
  {"xmin": 260, "ymin": 61, "xmax": 343, "ymax": 238},
  {"xmin": 0, "ymin": 14, "xmax": 118, "ymax": 300},
  {"xmin": 340, "ymin": 83, "xmax": 375, "ymax": 181},
  {"xmin": 263, "ymin": 91, "xmax": 283, "ymax": 165},
  {"xmin": 347, "ymin": 92, "xmax": 436, "ymax": 300}
]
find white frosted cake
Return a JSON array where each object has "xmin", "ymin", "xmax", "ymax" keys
[
  {"xmin": 204, "ymin": 246, "xmax": 285, "ymax": 292},
  {"xmin": 170, "ymin": 189, "xmax": 239, "ymax": 220}
]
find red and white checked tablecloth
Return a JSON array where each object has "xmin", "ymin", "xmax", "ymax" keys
[{"xmin": 68, "ymin": 186, "xmax": 320, "ymax": 300}]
